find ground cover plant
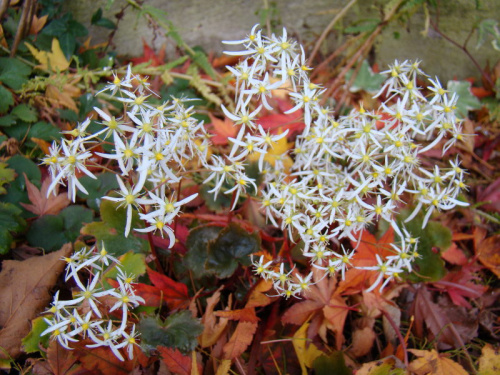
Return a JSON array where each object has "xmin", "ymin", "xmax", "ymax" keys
[{"xmin": 0, "ymin": 1, "xmax": 499, "ymax": 374}]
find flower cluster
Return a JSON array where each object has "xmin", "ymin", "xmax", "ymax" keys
[
  {"xmin": 41, "ymin": 244, "xmax": 143, "ymax": 360},
  {"xmin": 223, "ymin": 25, "xmax": 468, "ymax": 297},
  {"xmin": 42, "ymin": 65, "xmax": 201, "ymax": 244}
]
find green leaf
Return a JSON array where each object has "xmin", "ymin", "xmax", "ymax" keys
[
  {"xmin": 346, "ymin": 60, "xmax": 385, "ymax": 93},
  {"xmin": 200, "ymin": 183, "xmax": 232, "ymax": 211},
  {"xmin": 0, "ymin": 58, "xmax": 31, "ymax": 90},
  {"xmin": 0, "ymin": 115, "xmax": 16, "ymax": 127},
  {"xmin": 185, "ymin": 225, "xmax": 223, "ymax": 277},
  {"xmin": 0, "ymin": 85, "xmax": 14, "ymax": 114},
  {"xmin": 77, "ymin": 172, "xmax": 119, "ymax": 211},
  {"xmin": 192, "ymin": 49, "xmax": 217, "ymax": 80},
  {"xmin": 28, "ymin": 121, "xmax": 63, "ymax": 141},
  {"xmin": 0, "ymin": 163, "xmax": 16, "ymax": 195},
  {"xmin": 0, "ymin": 156, "xmax": 40, "ymax": 211},
  {"xmin": 447, "ymin": 80, "xmax": 482, "ymax": 118},
  {"xmin": 12, "ymin": 104, "xmax": 38, "ymax": 123},
  {"xmin": 398, "ymin": 210, "xmax": 449, "ymax": 282},
  {"xmin": 0, "ymin": 202, "xmax": 26, "ymax": 254},
  {"xmin": 80, "ymin": 199, "xmax": 149, "ymax": 256},
  {"xmin": 205, "ymin": 223, "xmax": 260, "ymax": 278},
  {"xmin": 27, "ymin": 206, "xmax": 92, "ymax": 252},
  {"xmin": 22, "ymin": 316, "xmax": 50, "ymax": 354},
  {"xmin": 139, "ymin": 311, "xmax": 203, "ymax": 354},
  {"xmin": 313, "ymin": 352, "xmax": 352, "ymax": 375},
  {"xmin": 103, "ymin": 252, "xmax": 146, "ymax": 282}
]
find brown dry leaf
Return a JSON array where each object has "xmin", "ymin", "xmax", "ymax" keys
[
  {"xmin": 408, "ymin": 349, "xmax": 468, "ymax": 375},
  {"xmin": 158, "ymin": 346, "xmax": 191, "ymax": 375},
  {"xmin": 349, "ymin": 326, "xmax": 376, "ymax": 358},
  {"xmin": 477, "ymin": 235, "xmax": 500, "ymax": 277},
  {"xmin": 478, "ymin": 343, "xmax": 500, "ymax": 375},
  {"xmin": 200, "ymin": 288, "xmax": 230, "ymax": 348},
  {"xmin": 20, "ymin": 175, "xmax": 70, "ymax": 216},
  {"xmin": 46, "ymin": 340, "xmax": 78, "ymax": 375},
  {"xmin": 355, "ymin": 358, "xmax": 398, "ymax": 375},
  {"xmin": 29, "ymin": 14, "xmax": 48, "ymax": 35},
  {"xmin": 222, "ymin": 321, "xmax": 258, "ymax": 360},
  {"xmin": 412, "ymin": 286, "xmax": 462, "ymax": 349},
  {"xmin": 0, "ymin": 244, "xmax": 72, "ymax": 359},
  {"xmin": 46, "ymin": 85, "xmax": 77, "ymax": 111},
  {"xmin": 74, "ymin": 342, "xmax": 138, "ymax": 375}
]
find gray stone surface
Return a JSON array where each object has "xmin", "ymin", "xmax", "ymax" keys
[{"xmin": 67, "ymin": 0, "xmax": 500, "ymax": 82}]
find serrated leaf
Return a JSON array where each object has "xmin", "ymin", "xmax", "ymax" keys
[
  {"xmin": 20, "ymin": 175, "xmax": 70, "ymax": 216},
  {"xmin": 0, "ymin": 163, "xmax": 15, "ymax": 195},
  {"xmin": 346, "ymin": 60, "xmax": 385, "ymax": 93},
  {"xmin": 0, "ymin": 85, "xmax": 13, "ymax": 114},
  {"xmin": 139, "ymin": 311, "xmax": 203, "ymax": 354},
  {"xmin": 447, "ymin": 80, "xmax": 482, "ymax": 118},
  {"xmin": 81, "ymin": 199, "xmax": 149, "ymax": 256},
  {"xmin": 0, "ymin": 202, "xmax": 26, "ymax": 254},
  {"xmin": 205, "ymin": 223, "xmax": 260, "ymax": 278},
  {"xmin": 12, "ymin": 104, "xmax": 37, "ymax": 123},
  {"xmin": 27, "ymin": 205, "xmax": 92, "ymax": 252},
  {"xmin": 0, "ymin": 156, "xmax": 41, "ymax": 212},
  {"xmin": 185, "ymin": 225, "xmax": 223, "ymax": 277},
  {"xmin": 0, "ymin": 58, "xmax": 31, "ymax": 90}
]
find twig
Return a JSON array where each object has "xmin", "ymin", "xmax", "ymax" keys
[
  {"xmin": 381, "ymin": 308, "xmax": 409, "ymax": 368},
  {"xmin": 309, "ymin": 0, "xmax": 358, "ymax": 63},
  {"xmin": 10, "ymin": 0, "xmax": 34, "ymax": 56}
]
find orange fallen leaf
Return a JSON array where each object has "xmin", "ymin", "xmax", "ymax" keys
[
  {"xmin": 477, "ymin": 235, "xmax": 500, "ymax": 277},
  {"xmin": 222, "ymin": 321, "xmax": 258, "ymax": 360},
  {"xmin": 208, "ymin": 113, "xmax": 238, "ymax": 146},
  {"xmin": 200, "ymin": 288, "xmax": 230, "ymax": 348},
  {"xmin": 158, "ymin": 346, "xmax": 191, "ymax": 375},
  {"xmin": 20, "ymin": 174, "xmax": 70, "ymax": 216}
]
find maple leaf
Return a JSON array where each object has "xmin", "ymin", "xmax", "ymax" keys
[
  {"xmin": 129, "ymin": 39, "xmax": 166, "ymax": 67},
  {"xmin": 282, "ymin": 270, "xmax": 349, "ymax": 349},
  {"xmin": 477, "ymin": 234, "xmax": 500, "ymax": 277},
  {"xmin": 408, "ymin": 349, "xmax": 468, "ymax": 375},
  {"xmin": 158, "ymin": 347, "xmax": 192, "ymax": 375},
  {"xmin": 0, "ymin": 244, "xmax": 72, "ymax": 359},
  {"xmin": 433, "ymin": 263, "xmax": 487, "ymax": 308},
  {"xmin": 336, "ymin": 228, "xmax": 395, "ymax": 295},
  {"xmin": 292, "ymin": 321, "xmax": 324, "ymax": 374},
  {"xmin": 25, "ymin": 38, "xmax": 70, "ymax": 72},
  {"xmin": 412, "ymin": 286, "xmax": 465, "ymax": 349},
  {"xmin": 134, "ymin": 267, "xmax": 190, "ymax": 310},
  {"xmin": 207, "ymin": 113, "xmax": 237, "ymax": 145},
  {"xmin": 20, "ymin": 175, "xmax": 70, "ymax": 216},
  {"xmin": 32, "ymin": 340, "xmax": 78, "ymax": 375}
]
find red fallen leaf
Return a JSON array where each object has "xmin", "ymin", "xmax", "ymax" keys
[
  {"xmin": 129, "ymin": 39, "xmax": 166, "ymax": 67},
  {"xmin": 147, "ymin": 267, "xmax": 190, "ymax": 310},
  {"xmin": 441, "ymin": 243, "xmax": 468, "ymax": 266},
  {"xmin": 158, "ymin": 347, "xmax": 192, "ymax": 375},
  {"xmin": 208, "ymin": 113, "xmax": 238, "ymax": 145},
  {"xmin": 433, "ymin": 264, "xmax": 487, "ymax": 308},
  {"xmin": 20, "ymin": 174, "xmax": 70, "ymax": 216},
  {"xmin": 411, "ymin": 286, "xmax": 462, "ymax": 349},
  {"xmin": 477, "ymin": 177, "xmax": 500, "ymax": 213},
  {"xmin": 130, "ymin": 282, "xmax": 163, "ymax": 307}
]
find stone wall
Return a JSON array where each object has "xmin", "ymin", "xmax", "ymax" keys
[{"xmin": 67, "ymin": 0, "xmax": 500, "ymax": 82}]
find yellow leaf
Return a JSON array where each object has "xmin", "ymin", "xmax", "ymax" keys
[
  {"xmin": 478, "ymin": 344, "xmax": 500, "ymax": 375},
  {"xmin": 409, "ymin": 349, "xmax": 468, "ymax": 375},
  {"xmin": 25, "ymin": 39, "xmax": 70, "ymax": 72},
  {"xmin": 215, "ymin": 359, "xmax": 232, "ymax": 375},
  {"xmin": 292, "ymin": 321, "xmax": 324, "ymax": 375},
  {"xmin": 191, "ymin": 351, "xmax": 199, "ymax": 375}
]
